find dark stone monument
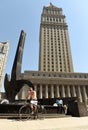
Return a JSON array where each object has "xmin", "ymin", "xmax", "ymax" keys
[{"xmin": 4, "ymin": 30, "xmax": 34, "ymax": 102}]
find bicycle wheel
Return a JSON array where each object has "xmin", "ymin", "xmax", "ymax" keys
[
  {"xmin": 38, "ymin": 105, "xmax": 46, "ymax": 119},
  {"xmin": 19, "ymin": 105, "xmax": 31, "ymax": 120}
]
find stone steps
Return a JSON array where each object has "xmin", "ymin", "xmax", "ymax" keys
[{"xmin": 0, "ymin": 113, "xmax": 70, "ymax": 119}]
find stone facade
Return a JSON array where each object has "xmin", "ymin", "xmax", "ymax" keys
[
  {"xmin": 39, "ymin": 3, "xmax": 73, "ymax": 72},
  {"xmin": 17, "ymin": 4, "xmax": 88, "ymax": 110},
  {"xmin": 19, "ymin": 71, "xmax": 88, "ymax": 107},
  {"xmin": 0, "ymin": 42, "xmax": 9, "ymax": 92}
]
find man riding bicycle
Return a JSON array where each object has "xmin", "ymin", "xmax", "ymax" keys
[{"xmin": 26, "ymin": 87, "xmax": 38, "ymax": 114}]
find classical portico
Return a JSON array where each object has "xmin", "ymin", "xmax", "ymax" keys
[{"xmin": 19, "ymin": 71, "xmax": 88, "ymax": 107}]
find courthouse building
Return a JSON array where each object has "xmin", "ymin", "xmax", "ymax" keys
[{"xmin": 20, "ymin": 3, "xmax": 88, "ymax": 106}]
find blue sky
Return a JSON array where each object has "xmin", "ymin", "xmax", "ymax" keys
[{"xmin": 0, "ymin": 0, "xmax": 88, "ymax": 91}]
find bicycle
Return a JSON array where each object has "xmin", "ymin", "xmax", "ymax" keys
[{"xmin": 19, "ymin": 100, "xmax": 46, "ymax": 121}]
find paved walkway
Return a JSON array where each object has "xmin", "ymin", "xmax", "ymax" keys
[{"xmin": 0, "ymin": 117, "xmax": 88, "ymax": 130}]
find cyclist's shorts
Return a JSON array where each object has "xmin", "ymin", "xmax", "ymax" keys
[{"xmin": 30, "ymin": 99, "xmax": 38, "ymax": 106}]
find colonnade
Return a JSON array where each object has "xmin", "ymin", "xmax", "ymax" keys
[
  {"xmin": 34, "ymin": 84, "xmax": 88, "ymax": 104},
  {"xmin": 19, "ymin": 83, "xmax": 88, "ymax": 106}
]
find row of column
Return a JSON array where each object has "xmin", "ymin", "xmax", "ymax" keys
[{"xmin": 34, "ymin": 84, "xmax": 88, "ymax": 104}]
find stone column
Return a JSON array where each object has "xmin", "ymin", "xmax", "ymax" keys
[
  {"xmin": 15, "ymin": 95, "xmax": 18, "ymax": 100},
  {"xmin": 72, "ymin": 86, "xmax": 76, "ymax": 97},
  {"xmin": 77, "ymin": 86, "xmax": 82, "ymax": 102},
  {"xmin": 39, "ymin": 85, "xmax": 42, "ymax": 99},
  {"xmin": 21, "ymin": 86, "xmax": 26, "ymax": 99},
  {"xmin": 56, "ymin": 85, "xmax": 60, "ymax": 97},
  {"xmin": 51, "ymin": 85, "xmax": 54, "ymax": 98},
  {"xmin": 67, "ymin": 85, "xmax": 71, "ymax": 97},
  {"xmin": 45, "ymin": 85, "xmax": 48, "ymax": 98},
  {"xmin": 61, "ymin": 85, "xmax": 65, "ymax": 97},
  {"xmin": 34, "ymin": 85, "xmax": 37, "ymax": 97},
  {"xmin": 82, "ymin": 86, "xmax": 87, "ymax": 104}
]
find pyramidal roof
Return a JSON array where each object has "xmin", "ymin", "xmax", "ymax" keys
[{"xmin": 45, "ymin": 3, "xmax": 59, "ymax": 9}]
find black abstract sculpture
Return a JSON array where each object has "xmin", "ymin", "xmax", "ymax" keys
[{"xmin": 4, "ymin": 30, "xmax": 34, "ymax": 102}]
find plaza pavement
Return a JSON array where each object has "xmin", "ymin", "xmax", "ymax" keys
[{"xmin": 0, "ymin": 116, "xmax": 88, "ymax": 130}]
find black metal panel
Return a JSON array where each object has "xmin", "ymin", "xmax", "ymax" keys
[
  {"xmin": 4, "ymin": 30, "xmax": 34, "ymax": 102},
  {"xmin": 11, "ymin": 30, "xmax": 26, "ymax": 81}
]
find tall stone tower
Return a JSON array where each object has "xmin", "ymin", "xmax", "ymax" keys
[
  {"xmin": 20, "ymin": 3, "xmax": 88, "ymax": 109},
  {"xmin": 0, "ymin": 42, "xmax": 9, "ymax": 91},
  {"xmin": 39, "ymin": 3, "xmax": 74, "ymax": 72}
]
